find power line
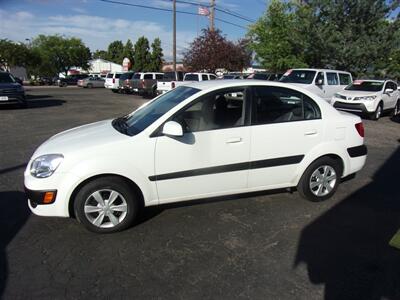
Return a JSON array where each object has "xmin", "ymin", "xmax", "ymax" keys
[
  {"xmin": 215, "ymin": 8, "xmax": 256, "ymax": 23},
  {"xmin": 98, "ymin": 0, "xmax": 247, "ymax": 30}
]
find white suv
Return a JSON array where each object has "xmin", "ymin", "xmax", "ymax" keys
[
  {"xmin": 280, "ymin": 69, "xmax": 352, "ymax": 102},
  {"xmin": 104, "ymin": 72, "xmax": 122, "ymax": 93},
  {"xmin": 331, "ymin": 80, "xmax": 400, "ymax": 120},
  {"xmin": 25, "ymin": 80, "xmax": 367, "ymax": 233}
]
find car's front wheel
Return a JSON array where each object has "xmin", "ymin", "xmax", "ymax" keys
[
  {"xmin": 371, "ymin": 103, "xmax": 383, "ymax": 120},
  {"xmin": 297, "ymin": 157, "xmax": 342, "ymax": 202},
  {"xmin": 74, "ymin": 176, "xmax": 139, "ymax": 233}
]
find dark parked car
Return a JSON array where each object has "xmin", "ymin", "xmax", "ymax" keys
[
  {"xmin": 57, "ymin": 74, "xmax": 88, "ymax": 87},
  {"xmin": 0, "ymin": 71, "xmax": 26, "ymax": 108},
  {"xmin": 119, "ymin": 72, "xmax": 136, "ymax": 93},
  {"xmin": 247, "ymin": 72, "xmax": 283, "ymax": 81}
]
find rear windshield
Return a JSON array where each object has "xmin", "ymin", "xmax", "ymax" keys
[
  {"xmin": 345, "ymin": 81, "xmax": 384, "ymax": 92},
  {"xmin": 280, "ymin": 70, "xmax": 316, "ymax": 84},
  {"xmin": 107, "ymin": 73, "xmax": 113, "ymax": 78},
  {"xmin": 133, "ymin": 73, "xmax": 141, "ymax": 79},
  {"xmin": 0, "ymin": 73, "xmax": 15, "ymax": 83},
  {"xmin": 163, "ymin": 72, "xmax": 177, "ymax": 81},
  {"xmin": 248, "ymin": 73, "xmax": 270, "ymax": 80},
  {"xmin": 120, "ymin": 72, "xmax": 134, "ymax": 80},
  {"xmin": 184, "ymin": 74, "xmax": 199, "ymax": 81}
]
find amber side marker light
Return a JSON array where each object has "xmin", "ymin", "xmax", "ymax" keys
[{"xmin": 43, "ymin": 191, "xmax": 56, "ymax": 204}]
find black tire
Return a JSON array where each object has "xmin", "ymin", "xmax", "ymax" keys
[
  {"xmin": 20, "ymin": 99, "xmax": 28, "ymax": 109},
  {"xmin": 74, "ymin": 176, "xmax": 139, "ymax": 233},
  {"xmin": 391, "ymin": 99, "xmax": 400, "ymax": 117},
  {"xmin": 370, "ymin": 103, "xmax": 383, "ymax": 120},
  {"xmin": 112, "ymin": 89, "xmax": 118, "ymax": 93},
  {"xmin": 87, "ymin": 83, "xmax": 93, "ymax": 89},
  {"xmin": 297, "ymin": 157, "xmax": 342, "ymax": 202}
]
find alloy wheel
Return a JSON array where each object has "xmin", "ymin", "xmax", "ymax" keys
[{"xmin": 309, "ymin": 165, "xmax": 337, "ymax": 197}]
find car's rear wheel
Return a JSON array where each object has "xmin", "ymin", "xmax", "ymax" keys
[
  {"xmin": 392, "ymin": 99, "xmax": 399, "ymax": 117},
  {"xmin": 87, "ymin": 83, "xmax": 93, "ymax": 89},
  {"xmin": 74, "ymin": 177, "xmax": 138, "ymax": 233},
  {"xmin": 112, "ymin": 89, "xmax": 118, "ymax": 93},
  {"xmin": 297, "ymin": 157, "xmax": 342, "ymax": 202}
]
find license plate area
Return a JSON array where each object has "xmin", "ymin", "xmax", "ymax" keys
[{"xmin": 0, "ymin": 96, "xmax": 8, "ymax": 101}]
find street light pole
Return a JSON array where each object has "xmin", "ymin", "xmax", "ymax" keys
[
  {"xmin": 210, "ymin": 0, "xmax": 215, "ymax": 31},
  {"xmin": 173, "ymin": 0, "xmax": 176, "ymax": 71}
]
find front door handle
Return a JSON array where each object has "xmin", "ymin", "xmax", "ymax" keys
[
  {"xmin": 304, "ymin": 130, "xmax": 317, "ymax": 136},
  {"xmin": 226, "ymin": 137, "xmax": 242, "ymax": 144}
]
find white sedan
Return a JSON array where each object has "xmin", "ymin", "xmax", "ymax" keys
[{"xmin": 25, "ymin": 80, "xmax": 367, "ymax": 233}]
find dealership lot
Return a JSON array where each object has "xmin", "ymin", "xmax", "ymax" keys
[{"xmin": 0, "ymin": 87, "xmax": 399, "ymax": 299}]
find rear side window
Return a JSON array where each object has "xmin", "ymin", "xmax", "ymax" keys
[
  {"xmin": 327, "ymin": 72, "xmax": 339, "ymax": 85},
  {"xmin": 251, "ymin": 86, "xmax": 321, "ymax": 125},
  {"xmin": 156, "ymin": 74, "xmax": 163, "ymax": 80},
  {"xmin": 144, "ymin": 74, "xmax": 152, "ymax": 80},
  {"xmin": 202, "ymin": 74, "xmax": 208, "ymax": 81},
  {"xmin": 339, "ymin": 73, "xmax": 351, "ymax": 85}
]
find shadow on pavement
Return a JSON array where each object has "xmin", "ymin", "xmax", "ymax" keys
[
  {"xmin": 0, "ymin": 191, "xmax": 30, "ymax": 296},
  {"xmin": 0, "ymin": 164, "xmax": 27, "ymax": 176},
  {"xmin": 295, "ymin": 146, "xmax": 400, "ymax": 299}
]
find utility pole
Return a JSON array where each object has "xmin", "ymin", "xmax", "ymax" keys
[
  {"xmin": 210, "ymin": 0, "xmax": 215, "ymax": 31},
  {"xmin": 173, "ymin": 0, "xmax": 176, "ymax": 71}
]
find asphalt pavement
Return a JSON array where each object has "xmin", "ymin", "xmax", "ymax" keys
[{"xmin": 0, "ymin": 87, "xmax": 399, "ymax": 299}]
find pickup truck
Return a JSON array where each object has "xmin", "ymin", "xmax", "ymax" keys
[
  {"xmin": 157, "ymin": 71, "xmax": 185, "ymax": 94},
  {"xmin": 157, "ymin": 72, "xmax": 217, "ymax": 94},
  {"xmin": 119, "ymin": 72, "xmax": 135, "ymax": 93},
  {"xmin": 131, "ymin": 72, "xmax": 164, "ymax": 97}
]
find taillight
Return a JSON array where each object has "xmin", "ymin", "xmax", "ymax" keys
[
  {"xmin": 112, "ymin": 78, "xmax": 115, "ymax": 84},
  {"xmin": 141, "ymin": 79, "xmax": 144, "ymax": 88},
  {"xmin": 355, "ymin": 122, "xmax": 364, "ymax": 137},
  {"xmin": 171, "ymin": 81, "xmax": 175, "ymax": 89}
]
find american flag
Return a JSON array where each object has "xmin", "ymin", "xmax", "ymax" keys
[{"xmin": 198, "ymin": 6, "xmax": 210, "ymax": 16}]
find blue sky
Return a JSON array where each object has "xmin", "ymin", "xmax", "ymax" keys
[{"xmin": 0, "ymin": 0, "xmax": 269, "ymax": 60}]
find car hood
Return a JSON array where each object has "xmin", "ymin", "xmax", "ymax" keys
[
  {"xmin": 33, "ymin": 120, "xmax": 129, "ymax": 158},
  {"xmin": 336, "ymin": 90, "xmax": 380, "ymax": 97},
  {"xmin": 0, "ymin": 83, "xmax": 21, "ymax": 89}
]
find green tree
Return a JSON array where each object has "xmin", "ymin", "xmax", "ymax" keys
[
  {"xmin": 134, "ymin": 36, "xmax": 151, "ymax": 71},
  {"xmin": 0, "ymin": 39, "xmax": 40, "ymax": 71},
  {"xmin": 248, "ymin": 0, "xmax": 307, "ymax": 72},
  {"xmin": 184, "ymin": 29, "xmax": 251, "ymax": 73},
  {"xmin": 149, "ymin": 38, "xmax": 163, "ymax": 71},
  {"xmin": 31, "ymin": 35, "xmax": 91, "ymax": 76},
  {"xmin": 122, "ymin": 39, "xmax": 135, "ymax": 69},
  {"xmin": 92, "ymin": 49, "xmax": 108, "ymax": 60},
  {"xmin": 106, "ymin": 40, "xmax": 124, "ymax": 64}
]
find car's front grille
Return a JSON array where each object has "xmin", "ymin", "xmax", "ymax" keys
[
  {"xmin": 1, "ymin": 88, "xmax": 18, "ymax": 94},
  {"xmin": 338, "ymin": 94, "xmax": 348, "ymax": 100}
]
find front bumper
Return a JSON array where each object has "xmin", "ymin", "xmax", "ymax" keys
[
  {"xmin": 0, "ymin": 92, "xmax": 25, "ymax": 103},
  {"xmin": 333, "ymin": 101, "xmax": 376, "ymax": 114}
]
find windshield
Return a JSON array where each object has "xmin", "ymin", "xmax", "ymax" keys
[
  {"xmin": 120, "ymin": 72, "xmax": 134, "ymax": 80},
  {"xmin": 345, "ymin": 81, "xmax": 384, "ymax": 92},
  {"xmin": 184, "ymin": 74, "xmax": 199, "ymax": 81},
  {"xmin": 0, "ymin": 73, "xmax": 15, "ymax": 83},
  {"xmin": 122, "ymin": 86, "xmax": 200, "ymax": 135},
  {"xmin": 280, "ymin": 70, "xmax": 316, "ymax": 84},
  {"xmin": 163, "ymin": 72, "xmax": 177, "ymax": 81}
]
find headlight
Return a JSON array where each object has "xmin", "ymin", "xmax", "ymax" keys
[
  {"xmin": 354, "ymin": 95, "xmax": 377, "ymax": 101},
  {"xmin": 30, "ymin": 154, "xmax": 64, "ymax": 178},
  {"xmin": 334, "ymin": 93, "xmax": 342, "ymax": 98}
]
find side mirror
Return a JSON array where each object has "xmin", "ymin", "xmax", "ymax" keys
[
  {"xmin": 162, "ymin": 121, "xmax": 183, "ymax": 137},
  {"xmin": 316, "ymin": 79, "xmax": 324, "ymax": 86},
  {"xmin": 385, "ymin": 88, "xmax": 394, "ymax": 94}
]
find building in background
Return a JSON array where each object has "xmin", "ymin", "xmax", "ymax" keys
[{"xmin": 61, "ymin": 59, "xmax": 123, "ymax": 78}]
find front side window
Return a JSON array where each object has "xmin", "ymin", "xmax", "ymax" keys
[
  {"xmin": 121, "ymin": 86, "xmax": 200, "ymax": 136},
  {"xmin": 327, "ymin": 72, "xmax": 339, "ymax": 85},
  {"xmin": 172, "ymin": 88, "xmax": 246, "ymax": 132},
  {"xmin": 252, "ymin": 86, "xmax": 321, "ymax": 125},
  {"xmin": 339, "ymin": 73, "xmax": 351, "ymax": 85},
  {"xmin": 0, "ymin": 73, "xmax": 16, "ymax": 83}
]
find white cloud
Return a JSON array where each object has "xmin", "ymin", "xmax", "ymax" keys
[{"xmin": 0, "ymin": 9, "xmax": 196, "ymax": 60}]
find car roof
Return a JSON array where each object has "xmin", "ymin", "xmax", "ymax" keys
[
  {"xmin": 353, "ymin": 79, "xmax": 385, "ymax": 83},
  {"xmin": 183, "ymin": 79, "xmax": 312, "ymax": 92},
  {"xmin": 290, "ymin": 68, "xmax": 351, "ymax": 74}
]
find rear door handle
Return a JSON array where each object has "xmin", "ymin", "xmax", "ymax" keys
[
  {"xmin": 226, "ymin": 137, "xmax": 242, "ymax": 144},
  {"xmin": 304, "ymin": 130, "xmax": 317, "ymax": 136}
]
